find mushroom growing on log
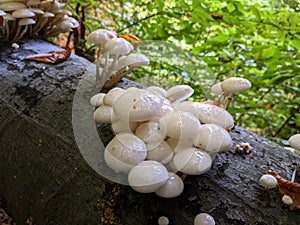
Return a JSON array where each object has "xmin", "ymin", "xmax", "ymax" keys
[{"xmin": 0, "ymin": 40, "xmax": 300, "ymax": 225}]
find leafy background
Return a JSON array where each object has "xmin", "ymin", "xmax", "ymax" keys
[{"xmin": 63, "ymin": 0, "xmax": 300, "ymax": 145}]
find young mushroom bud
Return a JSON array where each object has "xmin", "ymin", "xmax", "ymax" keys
[
  {"xmin": 282, "ymin": 195, "xmax": 293, "ymax": 206},
  {"xmin": 103, "ymin": 87, "xmax": 126, "ymax": 106},
  {"xmin": 147, "ymin": 141, "xmax": 173, "ymax": 164},
  {"xmin": 158, "ymin": 216, "xmax": 169, "ymax": 225},
  {"xmin": 259, "ymin": 174, "xmax": 278, "ymax": 190},
  {"xmin": 104, "ymin": 133, "xmax": 147, "ymax": 173},
  {"xmin": 220, "ymin": 77, "xmax": 251, "ymax": 110},
  {"xmin": 155, "ymin": 172, "xmax": 184, "ymax": 198},
  {"xmin": 194, "ymin": 213, "xmax": 215, "ymax": 225},
  {"xmin": 94, "ymin": 105, "xmax": 116, "ymax": 124},
  {"xmin": 90, "ymin": 93, "xmax": 106, "ymax": 107},
  {"xmin": 128, "ymin": 160, "xmax": 169, "ymax": 193}
]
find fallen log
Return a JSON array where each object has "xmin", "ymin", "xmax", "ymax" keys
[{"xmin": 0, "ymin": 40, "xmax": 299, "ymax": 225}]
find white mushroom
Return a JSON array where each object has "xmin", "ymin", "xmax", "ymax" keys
[
  {"xmin": 94, "ymin": 105, "xmax": 116, "ymax": 124},
  {"xmin": 111, "ymin": 119, "xmax": 138, "ymax": 134},
  {"xmin": 282, "ymin": 195, "xmax": 293, "ymax": 205},
  {"xmin": 103, "ymin": 87, "xmax": 126, "ymax": 106},
  {"xmin": 172, "ymin": 148, "xmax": 212, "ymax": 175},
  {"xmin": 166, "ymin": 85, "xmax": 194, "ymax": 103},
  {"xmin": 128, "ymin": 160, "xmax": 169, "ymax": 193},
  {"xmin": 113, "ymin": 89, "xmax": 164, "ymax": 122},
  {"xmin": 146, "ymin": 86, "xmax": 168, "ymax": 98},
  {"xmin": 193, "ymin": 102, "xmax": 234, "ymax": 130},
  {"xmin": 192, "ymin": 124, "xmax": 232, "ymax": 153},
  {"xmin": 113, "ymin": 53, "xmax": 150, "ymax": 72},
  {"xmin": 104, "ymin": 133, "xmax": 147, "ymax": 173},
  {"xmin": 221, "ymin": 77, "xmax": 251, "ymax": 110},
  {"xmin": 158, "ymin": 216, "xmax": 169, "ymax": 225},
  {"xmin": 135, "ymin": 120, "xmax": 165, "ymax": 144},
  {"xmin": 166, "ymin": 137, "xmax": 194, "ymax": 153},
  {"xmin": 194, "ymin": 213, "xmax": 215, "ymax": 225},
  {"xmin": 12, "ymin": 17, "xmax": 35, "ymax": 42},
  {"xmin": 259, "ymin": 174, "xmax": 278, "ymax": 189},
  {"xmin": 147, "ymin": 141, "xmax": 173, "ymax": 164},
  {"xmin": 288, "ymin": 134, "xmax": 300, "ymax": 151},
  {"xmin": 155, "ymin": 172, "xmax": 184, "ymax": 198},
  {"xmin": 210, "ymin": 82, "xmax": 223, "ymax": 95},
  {"xmin": 90, "ymin": 93, "xmax": 106, "ymax": 107},
  {"xmin": 159, "ymin": 111, "xmax": 201, "ymax": 139}
]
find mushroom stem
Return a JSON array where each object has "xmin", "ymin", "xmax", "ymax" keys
[
  {"xmin": 105, "ymin": 54, "xmax": 120, "ymax": 80},
  {"xmin": 95, "ymin": 46, "xmax": 103, "ymax": 87},
  {"xmin": 12, "ymin": 25, "xmax": 27, "ymax": 42},
  {"xmin": 224, "ymin": 92, "xmax": 234, "ymax": 110},
  {"xmin": 12, "ymin": 25, "xmax": 21, "ymax": 43},
  {"xmin": 103, "ymin": 66, "xmax": 135, "ymax": 89},
  {"xmin": 97, "ymin": 52, "xmax": 110, "ymax": 88}
]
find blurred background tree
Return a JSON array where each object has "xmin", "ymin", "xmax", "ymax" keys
[{"xmin": 61, "ymin": 0, "xmax": 300, "ymax": 145}]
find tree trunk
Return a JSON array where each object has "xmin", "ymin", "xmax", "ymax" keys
[{"xmin": 0, "ymin": 40, "xmax": 299, "ymax": 225}]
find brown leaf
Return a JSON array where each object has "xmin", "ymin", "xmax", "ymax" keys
[
  {"xmin": 118, "ymin": 33, "xmax": 140, "ymax": 43},
  {"xmin": 0, "ymin": 16, "xmax": 3, "ymax": 28},
  {"xmin": 267, "ymin": 170, "xmax": 300, "ymax": 211},
  {"xmin": 26, "ymin": 47, "xmax": 71, "ymax": 64}
]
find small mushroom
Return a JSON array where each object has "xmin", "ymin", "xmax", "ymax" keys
[
  {"xmin": 220, "ymin": 77, "xmax": 251, "ymax": 110},
  {"xmin": 166, "ymin": 137, "xmax": 194, "ymax": 153},
  {"xmin": 90, "ymin": 93, "xmax": 106, "ymax": 107},
  {"xmin": 155, "ymin": 172, "xmax": 184, "ymax": 198},
  {"xmin": 288, "ymin": 134, "xmax": 300, "ymax": 151},
  {"xmin": 158, "ymin": 216, "xmax": 169, "ymax": 225},
  {"xmin": 166, "ymin": 85, "xmax": 194, "ymax": 103},
  {"xmin": 86, "ymin": 29, "xmax": 117, "ymax": 87},
  {"xmin": 259, "ymin": 174, "xmax": 278, "ymax": 190},
  {"xmin": 94, "ymin": 105, "xmax": 116, "ymax": 124},
  {"xmin": 128, "ymin": 160, "xmax": 169, "ymax": 193},
  {"xmin": 159, "ymin": 111, "xmax": 201, "ymax": 139},
  {"xmin": 282, "ymin": 195, "xmax": 293, "ymax": 206},
  {"xmin": 172, "ymin": 148, "xmax": 212, "ymax": 175},
  {"xmin": 103, "ymin": 87, "xmax": 126, "ymax": 106},
  {"xmin": 135, "ymin": 120, "xmax": 166, "ymax": 144},
  {"xmin": 194, "ymin": 213, "xmax": 215, "ymax": 225},
  {"xmin": 146, "ymin": 86, "xmax": 168, "ymax": 98},
  {"xmin": 104, "ymin": 133, "xmax": 147, "ymax": 173},
  {"xmin": 147, "ymin": 141, "xmax": 173, "ymax": 164},
  {"xmin": 12, "ymin": 17, "xmax": 35, "ymax": 42},
  {"xmin": 111, "ymin": 119, "xmax": 138, "ymax": 134}
]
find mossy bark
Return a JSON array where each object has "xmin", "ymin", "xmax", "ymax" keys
[{"xmin": 0, "ymin": 40, "xmax": 299, "ymax": 225}]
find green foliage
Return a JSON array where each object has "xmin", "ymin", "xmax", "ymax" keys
[{"xmin": 68, "ymin": 0, "xmax": 300, "ymax": 144}]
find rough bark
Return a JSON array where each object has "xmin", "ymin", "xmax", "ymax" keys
[{"xmin": 0, "ymin": 40, "xmax": 299, "ymax": 225}]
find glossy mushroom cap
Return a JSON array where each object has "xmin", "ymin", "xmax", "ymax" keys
[
  {"xmin": 259, "ymin": 174, "xmax": 278, "ymax": 189},
  {"xmin": 114, "ymin": 53, "xmax": 150, "ymax": 71},
  {"xmin": 128, "ymin": 160, "xmax": 169, "ymax": 193},
  {"xmin": 221, "ymin": 77, "xmax": 252, "ymax": 95},
  {"xmin": 192, "ymin": 124, "xmax": 233, "ymax": 153},
  {"xmin": 113, "ymin": 89, "xmax": 164, "ymax": 122},
  {"xmin": 288, "ymin": 134, "xmax": 300, "ymax": 151},
  {"xmin": 86, "ymin": 29, "xmax": 117, "ymax": 45},
  {"xmin": 172, "ymin": 148, "xmax": 212, "ymax": 175},
  {"xmin": 103, "ymin": 37, "xmax": 134, "ymax": 54},
  {"xmin": 194, "ymin": 213, "xmax": 215, "ymax": 225},
  {"xmin": 166, "ymin": 85, "xmax": 194, "ymax": 103},
  {"xmin": 104, "ymin": 133, "xmax": 147, "ymax": 173},
  {"xmin": 155, "ymin": 172, "xmax": 184, "ymax": 198}
]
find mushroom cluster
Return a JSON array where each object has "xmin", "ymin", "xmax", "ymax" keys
[
  {"xmin": 211, "ymin": 77, "xmax": 252, "ymax": 109},
  {"xmin": 0, "ymin": 0, "xmax": 79, "ymax": 42},
  {"xmin": 87, "ymin": 29, "xmax": 149, "ymax": 88},
  {"xmin": 91, "ymin": 84, "xmax": 235, "ymax": 198}
]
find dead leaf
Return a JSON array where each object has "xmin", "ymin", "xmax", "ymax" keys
[
  {"xmin": 0, "ymin": 16, "xmax": 3, "ymax": 28},
  {"xmin": 26, "ymin": 47, "xmax": 71, "ymax": 64},
  {"xmin": 118, "ymin": 33, "xmax": 140, "ymax": 43}
]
